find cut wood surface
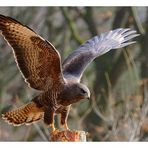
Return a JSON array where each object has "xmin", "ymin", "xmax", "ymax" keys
[{"xmin": 50, "ymin": 130, "xmax": 87, "ymax": 142}]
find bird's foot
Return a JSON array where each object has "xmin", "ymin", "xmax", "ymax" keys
[
  {"xmin": 62, "ymin": 123, "xmax": 70, "ymax": 131},
  {"xmin": 49, "ymin": 123, "xmax": 59, "ymax": 134},
  {"xmin": 49, "ymin": 123, "xmax": 55, "ymax": 131}
]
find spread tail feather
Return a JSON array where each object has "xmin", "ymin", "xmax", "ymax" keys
[{"xmin": 2, "ymin": 102, "xmax": 44, "ymax": 126}]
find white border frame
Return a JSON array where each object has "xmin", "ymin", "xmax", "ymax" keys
[{"xmin": 0, "ymin": 0, "xmax": 147, "ymax": 6}]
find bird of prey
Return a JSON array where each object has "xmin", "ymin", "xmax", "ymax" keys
[{"xmin": 0, "ymin": 14, "xmax": 139, "ymax": 132}]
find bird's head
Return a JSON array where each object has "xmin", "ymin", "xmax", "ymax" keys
[
  {"xmin": 60, "ymin": 83, "xmax": 91, "ymax": 106},
  {"xmin": 76, "ymin": 83, "xmax": 90, "ymax": 100}
]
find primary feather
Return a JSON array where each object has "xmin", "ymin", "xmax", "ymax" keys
[
  {"xmin": 2, "ymin": 102, "xmax": 44, "ymax": 126},
  {"xmin": 62, "ymin": 28, "xmax": 139, "ymax": 81},
  {"xmin": 0, "ymin": 14, "xmax": 65, "ymax": 91}
]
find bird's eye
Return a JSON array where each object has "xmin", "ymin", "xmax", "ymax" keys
[{"xmin": 80, "ymin": 88, "xmax": 86, "ymax": 94}]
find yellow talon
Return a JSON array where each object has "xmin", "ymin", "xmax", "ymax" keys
[
  {"xmin": 49, "ymin": 123, "xmax": 59, "ymax": 134},
  {"xmin": 49, "ymin": 123, "xmax": 56, "ymax": 132},
  {"xmin": 63, "ymin": 123, "xmax": 70, "ymax": 130}
]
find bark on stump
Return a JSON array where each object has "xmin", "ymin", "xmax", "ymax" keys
[{"xmin": 50, "ymin": 130, "xmax": 87, "ymax": 142}]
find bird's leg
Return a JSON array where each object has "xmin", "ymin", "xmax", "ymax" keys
[
  {"xmin": 61, "ymin": 108, "xmax": 70, "ymax": 130},
  {"xmin": 61, "ymin": 113, "xmax": 69, "ymax": 130},
  {"xmin": 62, "ymin": 122, "xmax": 69, "ymax": 130},
  {"xmin": 44, "ymin": 108, "xmax": 58, "ymax": 133}
]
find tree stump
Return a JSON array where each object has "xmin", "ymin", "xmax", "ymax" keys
[{"xmin": 49, "ymin": 130, "xmax": 87, "ymax": 142}]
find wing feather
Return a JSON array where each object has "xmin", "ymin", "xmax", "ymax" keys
[
  {"xmin": 62, "ymin": 28, "xmax": 139, "ymax": 82},
  {"xmin": 0, "ymin": 15, "xmax": 65, "ymax": 91}
]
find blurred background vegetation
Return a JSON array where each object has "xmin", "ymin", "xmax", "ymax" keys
[{"xmin": 0, "ymin": 7, "xmax": 148, "ymax": 141}]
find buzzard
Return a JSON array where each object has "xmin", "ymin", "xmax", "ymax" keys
[{"xmin": 0, "ymin": 14, "xmax": 139, "ymax": 131}]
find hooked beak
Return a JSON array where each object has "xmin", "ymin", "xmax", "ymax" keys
[
  {"xmin": 87, "ymin": 97, "xmax": 90, "ymax": 100},
  {"xmin": 87, "ymin": 92, "xmax": 90, "ymax": 100}
]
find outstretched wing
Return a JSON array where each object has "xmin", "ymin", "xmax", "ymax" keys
[
  {"xmin": 0, "ymin": 15, "xmax": 65, "ymax": 91},
  {"xmin": 62, "ymin": 28, "xmax": 139, "ymax": 82}
]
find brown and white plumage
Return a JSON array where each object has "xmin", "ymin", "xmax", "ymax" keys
[
  {"xmin": 2, "ymin": 102, "xmax": 44, "ymax": 126},
  {"xmin": 0, "ymin": 14, "xmax": 65, "ymax": 91},
  {"xmin": 0, "ymin": 14, "xmax": 139, "ymax": 131}
]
